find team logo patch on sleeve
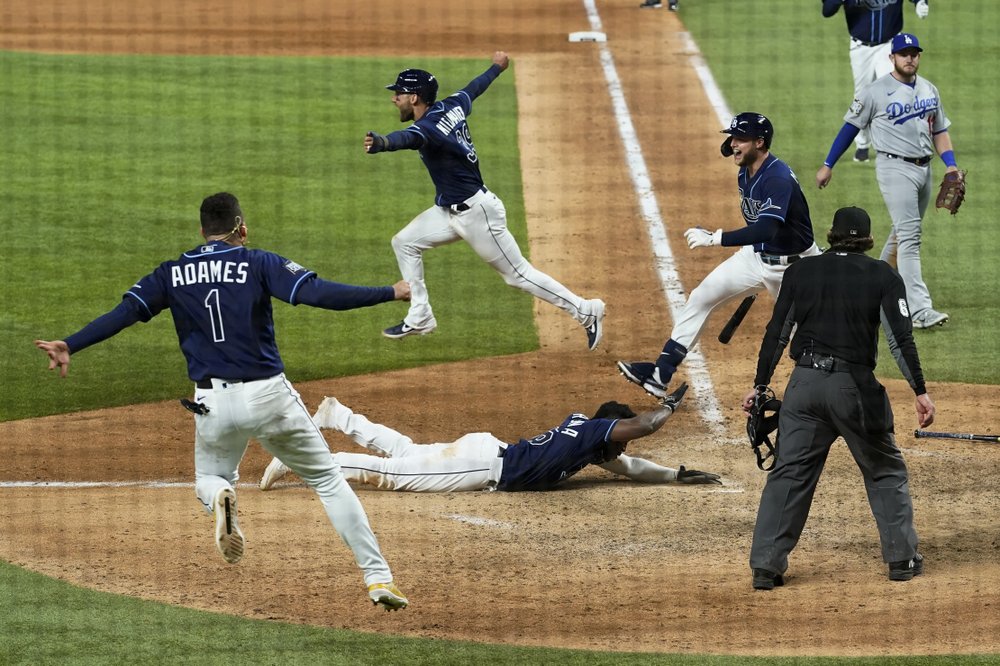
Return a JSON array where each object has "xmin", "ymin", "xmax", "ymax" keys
[
  {"xmin": 850, "ymin": 99, "xmax": 863, "ymax": 115},
  {"xmin": 283, "ymin": 260, "xmax": 306, "ymax": 274},
  {"xmin": 898, "ymin": 298, "xmax": 910, "ymax": 318}
]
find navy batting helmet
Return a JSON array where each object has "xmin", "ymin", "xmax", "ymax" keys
[
  {"xmin": 386, "ymin": 69, "xmax": 439, "ymax": 105},
  {"xmin": 720, "ymin": 112, "xmax": 774, "ymax": 156}
]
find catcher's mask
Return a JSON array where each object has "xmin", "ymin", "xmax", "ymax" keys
[{"xmin": 747, "ymin": 386, "xmax": 781, "ymax": 471}]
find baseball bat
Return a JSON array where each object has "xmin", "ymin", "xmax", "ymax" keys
[
  {"xmin": 718, "ymin": 294, "xmax": 757, "ymax": 344},
  {"xmin": 913, "ymin": 430, "xmax": 1000, "ymax": 444}
]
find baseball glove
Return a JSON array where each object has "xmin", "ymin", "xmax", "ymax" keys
[
  {"xmin": 935, "ymin": 169, "xmax": 967, "ymax": 215},
  {"xmin": 746, "ymin": 386, "xmax": 781, "ymax": 471}
]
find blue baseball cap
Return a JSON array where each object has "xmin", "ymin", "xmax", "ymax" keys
[
  {"xmin": 891, "ymin": 33, "xmax": 923, "ymax": 54},
  {"xmin": 386, "ymin": 69, "xmax": 439, "ymax": 103}
]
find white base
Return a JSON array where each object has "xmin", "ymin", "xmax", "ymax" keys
[{"xmin": 568, "ymin": 31, "xmax": 607, "ymax": 43}]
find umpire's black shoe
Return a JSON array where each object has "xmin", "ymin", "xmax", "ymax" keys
[
  {"xmin": 752, "ymin": 568, "xmax": 784, "ymax": 590},
  {"xmin": 888, "ymin": 553, "xmax": 924, "ymax": 581}
]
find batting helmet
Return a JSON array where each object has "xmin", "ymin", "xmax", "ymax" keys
[
  {"xmin": 386, "ymin": 69, "xmax": 439, "ymax": 105},
  {"xmin": 720, "ymin": 112, "xmax": 774, "ymax": 157}
]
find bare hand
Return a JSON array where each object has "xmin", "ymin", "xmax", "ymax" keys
[
  {"xmin": 915, "ymin": 393, "xmax": 935, "ymax": 428},
  {"xmin": 816, "ymin": 165, "xmax": 833, "ymax": 189},
  {"xmin": 392, "ymin": 280, "xmax": 412, "ymax": 301},
  {"xmin": 741, "ymin": 388, "xmax": 758, "ymax": 414},
  {"xmin": 493, "ymin": 51, "xmax": 510, "ymax": 71},
  {"xmin": 35, "ymin": 339, "xmax": 71, "ymax": 378}
]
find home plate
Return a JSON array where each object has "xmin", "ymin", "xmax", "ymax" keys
[{"xmin": 569, "ymin": 31, "xmax": 607, "ymax": 43}]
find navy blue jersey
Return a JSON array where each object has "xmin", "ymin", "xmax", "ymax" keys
[
  {"xmin": 64, "ymin": 240, "xmax": 394, "ymax": 382},
  {"xmin": 822, "ymin": 0, "xmax": 913, "ymax": 46},
  {"xmin": 736, "ymin": 154, "xmax": 815, "ymax": 255},
  {"xmin": 497, "ymin": 414, "xmax": 619, "ymax": 491},
  {"xmin": 396, "ymin": 65, "xmax": 503, "ymax": 205}
]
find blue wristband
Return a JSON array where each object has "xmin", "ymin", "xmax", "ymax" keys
[{"xmin": 940, "ymin": 150, "xmax": 957, "ymax": 168}]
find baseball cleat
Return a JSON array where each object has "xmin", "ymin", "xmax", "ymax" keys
[
  {"xmin": 888, "ymin": 553, "xmax": 924, "ymax": 581},
  {"xmin": 382, "ymin": 320, "xmax": 436, "ymax": 339},
  {"xmin": 639, "ymin": 0, "xmax": 663, "ymax": 6},
  {"xmin": 213, "ymin": 487, "xmax": 245, "ymax": 564},
  {"xmin": 259, "ymin": 458, "xmax": 291, "ymax": 491},
  {"xmin": 911, "ymin": 309, "xmax": 949, "ymax": 329},
  {"xmin": 853, "ymin": 148, "xmax": 870, "ymax": 162},
  {"xmin": 368, "ymin": 582, "xmax": 409, "ymax": 611},
  {"xmin": 752, "ymin": 568, "xmax": 784, "ymax": 590},
  {"xmin": 668, "ymin": 0, "xmax": 678, "ymax": 9},
  {"xmin": 584, "ymin": 299, "xmax": 606, "ymax": 351},
  {"xmin": 616, "ymin": 361, "xmax": 667, "ymax": 399}
]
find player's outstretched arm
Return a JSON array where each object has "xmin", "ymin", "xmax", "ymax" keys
[
  {"xmin": 492, "ymin": 51, "xmax": 510, "ymax": 71},
  {"xmin": 608, "ymin": 383, "xmax": 688, "ymax": 443},
  {"xmin": 35, "ymin": 339, "xmax": 71, "ymax": 378}
]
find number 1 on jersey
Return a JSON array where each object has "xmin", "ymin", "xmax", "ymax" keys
[{"xmin": 204, "ymin": 288, "xmax": 226, "ymax": 342}]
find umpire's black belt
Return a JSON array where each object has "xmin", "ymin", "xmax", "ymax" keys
[
  {"xmin": 449, "ymin": 185, "xmax": 488, "ymax": 213},
  {"xmin": 759, "ymin": 252, "xmax": 801, "ymax": 266},
  {"xmin": 795, "ymin": 354, "xmax": 868, "ymax": 374},
  {"xmin": 879, "ymin": 152, "xmax": 932, "ymax": 167},
  {"xmin": 196, "ymin": 377, "xmax": 269, "ymax": 389}
]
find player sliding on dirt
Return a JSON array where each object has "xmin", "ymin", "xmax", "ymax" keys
[{"xmin": 260, "ymin": 383, "xmax": 722, "ymax": 493}]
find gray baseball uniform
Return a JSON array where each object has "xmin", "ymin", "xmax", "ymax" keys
[{"xmin": 845, "ymin": 70, "xmax": 949, "ymax": 315}]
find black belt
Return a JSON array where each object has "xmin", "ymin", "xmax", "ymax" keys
[
  {"xmin": 449, "ymin": 186, "xmax": 487, "ymax": 213},
  {"xmin": 759, "ymin": 252, "xmax": 801, "ymax": 266},
  {"xmin": 851, "ymin": 37, "xmax": 887, "ymax": 47},
  {"xmin": 879, "ymin": 152, "xmax": 932, "ymax": 167},
  {"xmin": 196, "ymin": 377, "xmax": 268, "ymax": 389},
  {"xmin": 795, "ymin": 354, "xmax": 867, "ymax": 374}
]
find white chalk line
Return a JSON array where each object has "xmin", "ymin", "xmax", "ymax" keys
[{"xmin": 580, "ymin": 0, "xmax": 733, "ymax": 439}]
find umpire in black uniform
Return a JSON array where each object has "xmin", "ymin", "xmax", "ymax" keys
[{"xmin": 742, "ymin": 206, "xmax": 935, "ymax": 590}]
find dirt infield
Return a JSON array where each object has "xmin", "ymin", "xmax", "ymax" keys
[{"xmin": 2, "ymin": 0, "xmax": 999, "ymax": 657}]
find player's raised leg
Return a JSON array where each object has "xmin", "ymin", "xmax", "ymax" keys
[
  {"xmin": 385, "ymin": 205, "xmax": 459, "ymax": 338},
  {"xmin": 451, "ymin": 191, "xmax": 606, "ymax": 349}
]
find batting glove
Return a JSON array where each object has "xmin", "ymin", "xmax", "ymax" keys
[
  {"xmin": 366, "ymin": 131, "xmax": 388, "ymax": 154},
  {"xmin": 684, "ymin": 227, "xmax": 723, "ymax": 249},
  {"xmin": 915, "ymin": 0, "xmax": 928, "ymax": 19}
]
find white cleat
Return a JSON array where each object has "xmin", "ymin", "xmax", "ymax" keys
[
  {"xmin": 584, "ymin": 299, "xmax": 606, "ymax": 351},
  {"xmin": 259, "ymin": 458, "xmax": 291, "ymax": 491},
  {"xmin": 213, "ymin": 487, "xmax": 245, "ymax": 564}
]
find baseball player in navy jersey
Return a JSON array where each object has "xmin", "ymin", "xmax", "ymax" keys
[
  {"xmin": 35, "ymin": 193, "xmax": 411, "ymax": 611},
  {"xmin": 259, "ymin": 383, "xmax": 722, "ymax": 493},
  {"xmin": 618, "ymin": 113, "xmax": 820, "ymax": 399},
  {"xmin": 822, "ymin": 0, "xmax": 929, "ymax": 163},
  {"xmin": 817, "ymin": 33, "xmax": 958, "ymax": 329},
  {"xmin": 365, "ymin": 51, "xmax": 606, "ymax": 349}
]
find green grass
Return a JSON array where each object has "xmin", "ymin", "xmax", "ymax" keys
[
  {"xmin": 3, "ymin": 560, "xmax": 997, "ymax": 666},
  {"xmin": 0, "ymin": 51, "xmax": 535, "ymax": 421},
  {"xmin": 682, "ymin": 0, "xmax": 1000, "ymax": 384},
  {"xmin": 3, "ymin": 5, "xmax": 1000, "ymax": 662}
]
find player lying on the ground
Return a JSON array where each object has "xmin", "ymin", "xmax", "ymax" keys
[{"xmin": 260, "ymin": 383, "xmax": 722, "ymax": 492}]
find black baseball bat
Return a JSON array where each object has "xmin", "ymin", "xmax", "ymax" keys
[
  {"xmin": 718, "ymin": 294, "xmax": 757, "ymax": 344},
  {"xmin": 914, "ymin": 430, "xmax": 1000, "ymax": 443}
]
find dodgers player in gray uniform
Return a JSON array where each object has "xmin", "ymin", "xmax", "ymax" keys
[
  {"xmin": 365, "ymin": 51, "xmax": 606, "ymax": 349},
  {"xmin": 817, "ymin": 33, "xmax": 959, "ymax": 329},
  {"xmin": 259, "ymin": 384, "xmax": 723, "ymax": 493},
  {"xmin": 618, "ymin": 113, "xmax": 820, "ymax": 399},
  {"xmin": 35, "ymin": 193, "xmax": 410, "ymax": 610},
  {"xmin": 821, "ymin": 0, "xmax": 929, "ymax": 162}
]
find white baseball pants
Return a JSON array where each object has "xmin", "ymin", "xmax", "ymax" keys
[
  {"xmin": 391, "ymin": 188, "xmax": 593, "ymax": 329},
  {"xmin": 669, "ymin": 245, "xmax": 820, "ymax": 351},
  {"xmin": 192, "ymin": 375, "xmax": 393, "ymax": 586},
  {"xmin": 848, "ymin": 38, "xmax": 893, "ymax": 151}
]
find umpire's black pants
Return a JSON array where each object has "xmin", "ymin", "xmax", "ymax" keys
[{"xmin": 750, "ymin": 366, "xmax": 919, "ymax": 576}]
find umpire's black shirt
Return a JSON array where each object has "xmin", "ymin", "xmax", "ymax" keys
[{"xmin": 754, "ymin": 250, "xmax": 927, "ymax": 396}]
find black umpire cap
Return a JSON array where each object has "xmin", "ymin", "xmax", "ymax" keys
[
  {"xmin": 720, "ymin": 112, "xmax": 774, "ymax": 156},
  {"xmin": 831, "ymin": 206, "xmax": 872, "ymax": 237},
  {"xmin": 386, "ymin": 69, "xmax": 439, "ymax": 104}
]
